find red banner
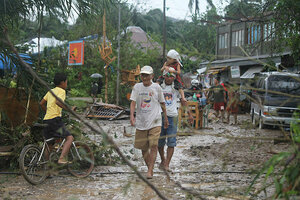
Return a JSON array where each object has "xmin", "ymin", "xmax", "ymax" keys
[{"xmin": 68, "ymin": 41, "xmax": 84, "ymax": 65}]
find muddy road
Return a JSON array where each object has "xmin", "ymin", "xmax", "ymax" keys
[{"xmin": 0, "ymin": 114, "xmax": 290, "ymax": 199}]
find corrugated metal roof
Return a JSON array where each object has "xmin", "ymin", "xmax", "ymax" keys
[
  {"xmin": 240, "ymin": 66, "xmax": 263, "ymax": 79},
  {"xmin": 199, "ymin": 52, "xmax": 290, "ymax": 68}
]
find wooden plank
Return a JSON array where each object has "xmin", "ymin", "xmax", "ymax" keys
[
  {"xmin": 87, "ymin": 115, "xmax": 114, "ymax": 118},
  {"xmin": 93, "ymin": 102, "xmax": 124, "ymax": 110},
  {"xmin": 0, "ymin": 145, "xmax": 13, "ymax": 152},
  {"xmin": 0, "ymin": 152, "xmax": 13, "ymax": 156},
  {"xmin": 178, "ymin": 101, "xmax": 202, "ymax": 129}
]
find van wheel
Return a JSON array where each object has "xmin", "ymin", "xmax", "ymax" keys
[
  {"xmin": 251, "ymin": 110, "xmax": 257, "ymax": 127},
  {"xmin": 259, "ymin": 117, "xmax": 266, "ymax": 129}
]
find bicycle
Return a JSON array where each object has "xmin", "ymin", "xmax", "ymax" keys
[{"xmin": 19, "ymin": 123, "xmax": 95, "ymax": 185}]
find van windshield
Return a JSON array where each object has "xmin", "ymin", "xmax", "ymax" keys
[{"xmin": 268, "ymin": 75, "xmax": 300, "ymax": 95}]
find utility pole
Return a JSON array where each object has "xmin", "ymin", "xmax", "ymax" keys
[
  {"xmin": 163, "ymin": 0, "xmax": 166, "ymax": 59},
  {"xmin": 116, "ymin": 4, "xmax": 121, "ymax": 105}
]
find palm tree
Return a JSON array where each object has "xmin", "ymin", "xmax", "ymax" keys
[
  {"xmin": 0, "ymin": 0, "xmax": 115, "ymax": 62},
  {"xmin": 188, "ymin": 0, "xmax": 215, "ymax": 19},
  {"xmin": 0, "ymin": 0, "xmax": 115, "ymax": 88},
  {"xmin": 188, "ymin": 0, "xmax": 200, "ymax": 18}
]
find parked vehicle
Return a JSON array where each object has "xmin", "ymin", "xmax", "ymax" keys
[{"xmin": 251, "ymin": 72, "xmax": 300, "ymax": 129}]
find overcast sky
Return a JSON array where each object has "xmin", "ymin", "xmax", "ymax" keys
[
  {"xmin": 126, "ymin": 0, "xmax": 228, "ymax": 21},
  {"xmin": 67, "ymin": 0, "xmax": 228, "ymax": 24}
]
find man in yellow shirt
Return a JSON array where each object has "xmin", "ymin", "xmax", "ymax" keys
[{"xmin": 40, "ymin": 73, "xmax": 74, "ymax": 164}]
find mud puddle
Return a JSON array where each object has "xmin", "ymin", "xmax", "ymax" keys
[{"xmin": 0, "ymin": 114, "xmax": 290, "ymax": 199}]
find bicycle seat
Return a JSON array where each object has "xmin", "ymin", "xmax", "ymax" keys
[{"xmin": 33, "ymin": 123, "xmax": 48, "ymax": 128}]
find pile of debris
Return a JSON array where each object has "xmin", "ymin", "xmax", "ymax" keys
[{"xmin": 86, "ymin": 102, "xmax": 129, "ymax": 120}]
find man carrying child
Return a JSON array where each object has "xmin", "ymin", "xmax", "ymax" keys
[{"xmin": 158, "ymin": 68, "xmax": 193, "ymax": 172}]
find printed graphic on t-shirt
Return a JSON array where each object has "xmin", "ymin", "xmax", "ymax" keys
[
  {"xmin": 139, "ymin": 91, "xmax": 153, "ymax": 109},
  {"xmin": 164, "ymin": 92, "xmax": 173, "ymax": 106},
  {"xmin": 141, "ymin": 96, "xmax": 151, "ymax": 108}
]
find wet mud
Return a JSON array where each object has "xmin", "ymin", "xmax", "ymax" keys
[{"xmin": 0, "ymin": 114, "xmax": 290, "ymax": 199}]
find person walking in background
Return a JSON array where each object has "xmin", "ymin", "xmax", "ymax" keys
[
  {"xmin": 91, "ymin": 77, "xmax": 103, "ymax": 103},
  {"xmin": 158, "ymin": 69, "xmax": 193, "ymax": 172},
  {"xmin": 221, "ymin": 81, "xmax": 229, "ymax": 109},
  {"xmin": 210, "ymin": 76, "xmax": 227, "ymax": 122},
  {"xmin": 130, "ymin": 65, "xmax": 169, "ymax": 179},
  {"xmin": 226, "ymin": 83, "xmax": 239, "ymax": 125}
]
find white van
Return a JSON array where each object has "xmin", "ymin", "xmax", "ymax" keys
[{"xmin": 251, "ymin": 72, "xmax": 300, "ymax": 129}]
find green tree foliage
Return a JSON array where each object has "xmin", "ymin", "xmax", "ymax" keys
[
  {"xmin": 272, "ymin": 0, "xmax": 300, "ymax": 62},
  {"xmin": 224, "ymin": 0, "xmax": 263, "ymax": 19},
  {"xmin": 0, "ymin": 0, "xmax": 115, "ymax": 88},
  {"xmin": 130, "ymin": 6, "xmax": 218, "ymax": 71},
  {"xmin": 132, "ymin": 8, "xmax": 163, "ymax": 34},
  {"xmin": 0, "ymin": 0, "xmax": 115, "ymax": 54},
  {"xmin": 0, "ymin": 0, "xmax": 220, "ymax": 107},
  {"xmin": 248, "ymin": 114, "xmax": 300, "ymax": 198}
]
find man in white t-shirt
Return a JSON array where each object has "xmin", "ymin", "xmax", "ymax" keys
[
  {"xmin": 130, "ymin": 65, "xmax": 169, "ymax": 179},
  {"xmin": 158, "ymin": 69, "xmax": 193, "ymax": 172}
]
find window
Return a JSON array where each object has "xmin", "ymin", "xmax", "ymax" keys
[
  {"xmin": 251, "ymin": 26, "xmax": 254, "ymax": 43},
  {"xmin": 218, "ymin": 33, "xmax": 228, "ymax": 49},
  {"xmin": 247, "ymin": 25, "xmax": 261, "ymax": 44},
  {"xmin": 264, "ymin": 22, "xmax": 275, "ymax": 41},
  {"xmin": 219, "ymin": 35, "xmax": 222, "ymax": 48},
  {"xmin": 224, "ymin": 33, "xmax": 228, "ymax": 48},
  {"xmin": 239, "ymin": 30, "xmax": 244, "ymax": 45},
  {"xmin": 264, "ymin": 24, "xmax": 268, "ymax": 41},
  {"xmin": 258, "ymin": 78, "xmax": 265, "ymax": 90},
  {"xmin": 268, "ymin": 75, "xmax": 300, "ymax": 94},
  {"xmin": 232, "ymin": 30, "xmax": 244, "ymax": 47}
]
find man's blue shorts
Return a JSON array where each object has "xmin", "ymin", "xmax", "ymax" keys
[{"xmin": 158, "ymin": 116, "xmax": 177, "ymax": 147}]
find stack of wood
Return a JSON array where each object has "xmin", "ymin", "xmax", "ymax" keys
[
  {"xmin": 121, "ymin": 65, "xmax": 140, "ymax": 86},
  {"xmin": 178, "ymin": 101, "xmax": 202, "ymax": 129}
]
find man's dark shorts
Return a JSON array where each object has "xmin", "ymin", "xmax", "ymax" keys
[{"xmin": 43, "ymin": 117, "xmax": 71, "ymax": 139}]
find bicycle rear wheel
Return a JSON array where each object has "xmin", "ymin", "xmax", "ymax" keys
[
  {"xmin": 19, "ymin": 145, "xmax": 48, "ymax": 185},
  {"xmin": 67, "ymin": 141, "xmax": 94, "ymax": 177}
]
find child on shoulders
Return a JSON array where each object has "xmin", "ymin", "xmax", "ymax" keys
[{"xmin": 157, "ymin": 49, "xmax": 186, "ymax": 102}]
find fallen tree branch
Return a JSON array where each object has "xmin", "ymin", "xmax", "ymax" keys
[{"xmin": 3, "ymin": 28, "xmax": 168, "ymax": 200}]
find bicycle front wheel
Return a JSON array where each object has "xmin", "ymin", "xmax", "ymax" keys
[
  {"xmin": 67, "ymin": 141, "xmax": 94, "ymax": 177},
  {"xmin": 19, "ymin": 145, "xmax": 48, "ymax": 185}
]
